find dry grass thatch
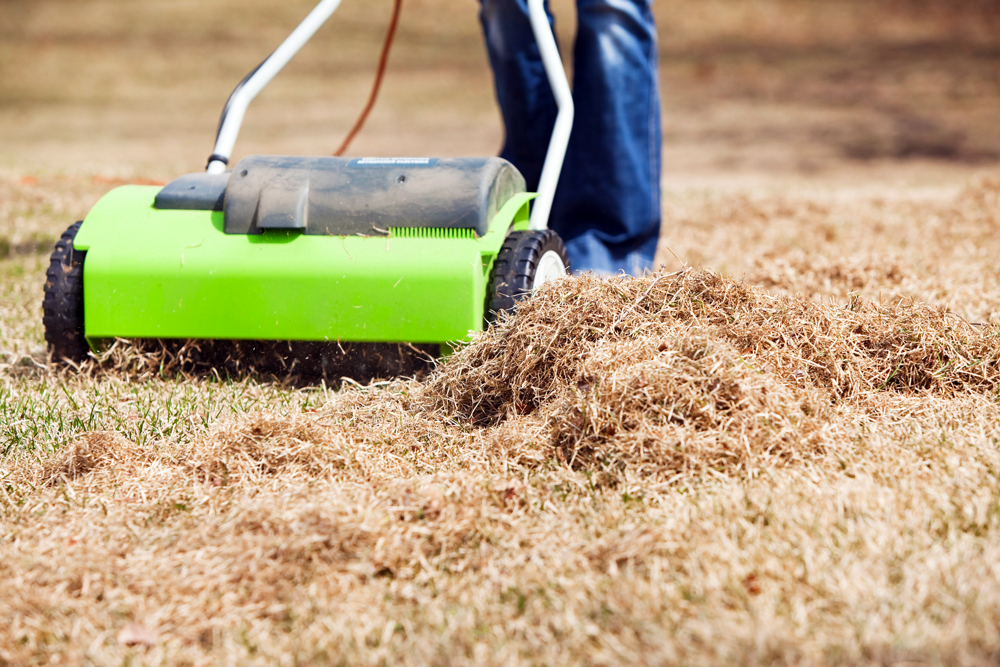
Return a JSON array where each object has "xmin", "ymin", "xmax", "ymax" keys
[
  {"xmin": 423, "ymin": 270, "xmax": 998, "ymax": 479},
  {"xmin": 430, "ymin": 269, "xmax": 1000, "ymax": 415},
  {"xmin": 5, "ymin": 258, "xmax": 1000, "ymax": 664},
  {"xmin": 4, "ymin": 1, "xmax": 1000, "ymax": 659}
]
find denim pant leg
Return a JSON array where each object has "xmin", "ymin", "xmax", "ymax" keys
[
  {"xmin": 479, "ymin": 0, "xmax": 661, "ymax": 275},
  {"xmin": 478, "ymin": 0, "xmax": 558, "ymax": 191},
  {"xmin": 560, "ymin": 0, "xmax": 661, "ymax": 275}
]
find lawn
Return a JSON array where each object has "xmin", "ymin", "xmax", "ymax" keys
[{"xmin": 2, "ymin": 0, "xmax": 1000, "ymax": 664}]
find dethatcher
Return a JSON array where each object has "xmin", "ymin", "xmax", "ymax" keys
[{"xmin": 42, "ymin": 0, "xmax": 574, "ymax": 380}]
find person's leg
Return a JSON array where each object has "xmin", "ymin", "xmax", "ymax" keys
[
  {"xmin": 478, "ymin": 0, "xmax": 558, "ymax": 191},
  {"xmin": 552, "ymin": 0, "xmax": 661, "ymax": 274}
]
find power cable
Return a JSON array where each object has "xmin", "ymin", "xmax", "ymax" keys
[{"xmin": 334, "ymin": 0, "xmax": 403, "ymax": 156}]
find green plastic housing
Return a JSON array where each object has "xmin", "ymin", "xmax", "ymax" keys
[{"xmin": 73, "ymin": 185, "xmax": 533, "ymax": 346}]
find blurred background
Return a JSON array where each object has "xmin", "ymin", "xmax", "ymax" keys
[{"xmin": 1, "ymin": 0, "xmax": 999, "ymax": 183}]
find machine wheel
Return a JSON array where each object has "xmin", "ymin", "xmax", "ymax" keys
[
  {"xmin": 42, "ymin": 221, "xmax": 89, "ymax": 363},
  {"xmin": 486, "ymin": 229, "xmax": 569, "ymax": 324}
]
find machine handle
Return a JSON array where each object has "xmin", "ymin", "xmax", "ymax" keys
[
  {"xmin": 526, "ymin": 0, "xmax": 574, "ymax": 231},
  {"xmin": 206, "ymin": 0, "xmax": 575, "ymax": 229},
  {"xmin": 207, "ymin": 0, "xmax": 344, "ymax": 174}
]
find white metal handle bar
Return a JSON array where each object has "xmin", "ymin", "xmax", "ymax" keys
[
  {"xmin": 526, "ymin": 0, "xmax": 574, "ymax": 231},
  {"xmin": 205, "ymin": 0, "xmax": 575, "ymax": 231},
  {"xmin": 207, "ymin": 0, "xmax": 344, "ymax": 174}
]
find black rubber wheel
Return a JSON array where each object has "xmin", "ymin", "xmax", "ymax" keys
[
  {"xmin": 42, "ymin": 221, "xmax": 89, "ymax": 363},
  {"xmin": 486, "ymin": 229, "xmax": 569, "ymax": 324}
]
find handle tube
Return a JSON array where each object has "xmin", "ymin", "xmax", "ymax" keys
[
  {"xmin": 207, "ymin": 0, "xmax": 344, "ymax": 173},
  {"xmin": 526, "ymin": 0, "xmax": 574, "ymax": 231}
]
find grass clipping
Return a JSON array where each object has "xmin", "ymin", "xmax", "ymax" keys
[
  {"xmin": 5, "ymin": 269, "xmax": 1000, "ymax": 665},
  {"xmin": 426, "ymin": 268, "xmax": 998, "ymax": 481}
]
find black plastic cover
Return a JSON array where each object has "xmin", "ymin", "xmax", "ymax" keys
[
  {"xmin": 153, "ymin": 172, "xmax": 230, "ymax": 211},
  {"xmin": 222, "ymin": 155, "xmax": 526, "ymax": 237}
]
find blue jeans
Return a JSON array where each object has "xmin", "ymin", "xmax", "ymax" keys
[{"xmin": 479, "ymin": 0, "xmax": 661, "ymax": 275}]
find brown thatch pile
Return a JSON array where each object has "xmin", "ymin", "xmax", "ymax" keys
[
  {"xmin": 5, "ymin": 267, "xmax": 1000, "ymax": 665},
  {"xmin": 63, "ymin": 268, "xmax": 1000, "ymax": 487},
  {"xmin": 419, "ymin": 269, "xmax": 999, "ymax": 481},
  {"xmin": 431, "ymin": 269, "xmax": 999, "ymax": 414}
]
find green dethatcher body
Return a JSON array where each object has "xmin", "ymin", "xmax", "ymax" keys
[{"xmin": 73, "ymin": 186, "xmax": 533, "ymax": 347}]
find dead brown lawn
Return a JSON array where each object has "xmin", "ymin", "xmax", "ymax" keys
[
  {"xmin": 4, "ymin": 198, "xmax": 1000, "ymax": 662},
  {"xmin": 4, "ymin": 0, "xmax": 1000, "ymax": 664}
]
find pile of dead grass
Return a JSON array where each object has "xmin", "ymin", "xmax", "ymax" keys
[
  {"xmin": 72, "ymin": 268, "xmax": 1000, "ymax": 484},
  {"xmin": 6, "ymin": 268, "xmax": 1000, "ymax": 664},
  {"xmin": 420, "ymin": 269, "xmax": 999, "ymax": 480},
  {"xmin": 36, "ymin": 430, "xmax": 148, "ymax": 484},
  {"xmin": 429, "ymin": 270, "xmax": 999, "ymax": 421}
]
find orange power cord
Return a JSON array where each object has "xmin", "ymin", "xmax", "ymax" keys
[{"xmin": 334, "ymin": 0, "xmax": 404, "ymax": 156}]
